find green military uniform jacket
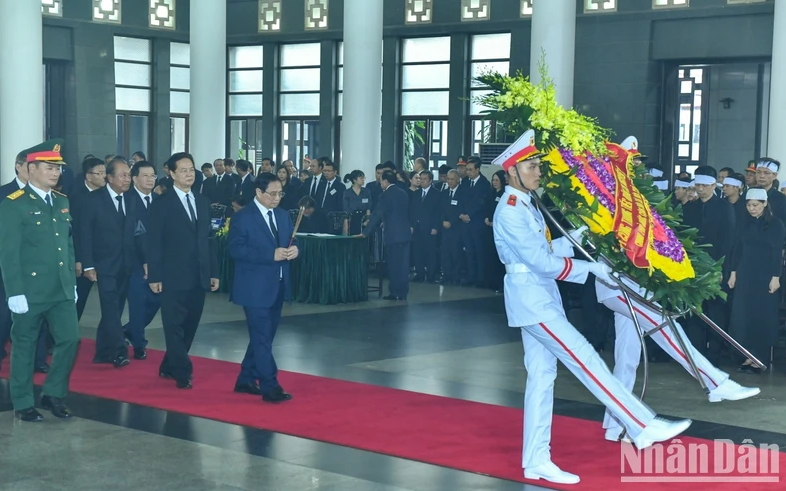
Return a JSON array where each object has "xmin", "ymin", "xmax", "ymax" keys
[{"xmin": 0, "ymin": 186, "xmax": 76, "ymax": 303}]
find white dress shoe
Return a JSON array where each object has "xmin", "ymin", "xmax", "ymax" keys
[
  {"xmin": 605, "ymin": 429, "xmax": 632, "ymax": 443},
  {"xmin": 524, "ymin": 461, "xmax": 580, "ymax": 485},
  {"xmin": 633, "ymin": 417, "xmax": 692, "ymax": 450},
  {"xmin": 708, "ymin": 379, "xmax": 760, "ymax": 402}
]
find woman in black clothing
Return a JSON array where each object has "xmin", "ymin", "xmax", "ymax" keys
[
  {"xmin": 728, "ymin": 187, "xmax": 785, "ymax": 374},
  {"xmin": 342, "ymin": 170, "xmax": 372, "ymax": 235},
  {"xmin": 483, "ymin": 170, "xmax": 507, "ymax": 292},
  {"xmin": 277, "ymin": 164, "xmax": 300, "ymax": 211}
]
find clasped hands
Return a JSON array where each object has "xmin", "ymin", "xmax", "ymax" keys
[{"xmin": 274, "ymin": 246, "xmax": 299, "ymax": 262}]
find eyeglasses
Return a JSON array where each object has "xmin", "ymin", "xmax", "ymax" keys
[{"xmin": 265, "ymin": 191, "xmax": 285, "ymax": 198}]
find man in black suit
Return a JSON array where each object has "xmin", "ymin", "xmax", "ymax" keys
[
  {"xmin": 147, "ymin": 152, "xmax": 219, "ymax": 389},
  {"xmin": 301, "ymin": 157, "xmax": 327, "ymax": 205},
  {"xmin": 683, "ymin": 165, "xmax": 735, "ymax": 363},
  {"xmin": 71, "ymin": 157, "xmax": 107, "ymax": 320},
  {"xmin": 80, "ymin": 157, "xmax": 137, "ymax": 368},
  {"xmin": 440, "ymin": 169, "xmax": 467, "ymax": 285},
  {"xmin": 318, "ymin": 161, "xmax": 345, "ymax": 214},
  {"xmin": 236, "ymin": 160, "xmax": 256, "ymax": 205},
  {"xmin": 360, "ymin": 170, "xmax": 412, "ymax": 300},
  {"xmin": 206, "ymin": 159, "xmax": 236, "ymax": 209},
  {"xmin": 410, "ymin": 171, "xmax": 441, "ymax": 282},
  {"xmin": 459, "ymin": 157, "xmax": 492, "ymax": 286},
  {"xmin": 0, "ymin": 153, "xmax": 49, "ymax": 373},
  {"xmin": 122, "ymin": 161, "xmax": 161, "ymax": 360},
  {"xmin": 228, "ymin": 172, "xmax": 299, "ymax": 403}
]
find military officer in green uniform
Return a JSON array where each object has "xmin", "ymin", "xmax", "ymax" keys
[{"xmin": 0, "ymin": 139, "xmax": 80, "ymax": 422}]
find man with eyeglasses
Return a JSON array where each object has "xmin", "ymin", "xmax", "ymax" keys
[
  {"xmin": 228, "ymin": 172, "xmax": 298, "ymax": 403},
  {"xmin": 147, "ymin": 153, "xmax": 219, "ymax": 390}
]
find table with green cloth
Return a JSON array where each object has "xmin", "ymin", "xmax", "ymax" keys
[
  {"xmin": 290, "ymin": 234, "xmax": 369, "ymax": 304},
  {"xmin": 216, "ymin": 233, "xmax": 369, "ymax": 304}
]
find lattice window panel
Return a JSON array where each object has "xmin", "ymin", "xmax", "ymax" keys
[
  {"xmin": 149, "ymin": 0, "xmax": 175, "ymax": 29},
  {"xmin": 461, "ymin": 0, "xmax": 490, "ymax": 22},
  {"xmin": 259, "ymin": 0, "xmax": 281, "ymax": 32},
  {"xmin": 653, "ymin": 0, "xmax": 689, "ymax": 8},
  {"xmin": 585, "ymin": 0, "xmax": 616, "ymax": 13},
  {"xmin": 405, "ymin": 0, "xmax": 433, "ymax": 24},
  {"xmin": 520, "ymin": 0, "xmax": 533, "ymax": 18},
  {"xmin": 93, "ymin": 0, "xmax": 121, "ymax": 23},
  {"xmin": 305, "ymin": 0, "xmax": 328, "ymax": 30},
  {"xmin": 42, "ymin": 0, "xmax": 63, "ymax": 17}
]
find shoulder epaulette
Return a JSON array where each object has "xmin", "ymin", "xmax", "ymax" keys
[
  {"xmin": 52, "ymin": 190, "xmax": 67, "ymax": 197},
  {"xmin": 507, "ymin": 194, "xmax": 517, "ymax": 206},
  {"xmin": 6, "ymin": 189, "xmax": 24, "ymax": 201}
]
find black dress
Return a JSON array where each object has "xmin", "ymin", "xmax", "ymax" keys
[{"xmin": 729, "ymin": 214, "xmax": 785, "ymax": 364}]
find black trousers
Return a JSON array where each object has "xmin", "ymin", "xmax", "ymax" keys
[
  {"xmin": 414, "ymin": 226, "xmax": 438, "ymax": 281},
  {"xmin": 462, "ymin": 225, "xmax": 485, "ymax": 285},
  {"xmin": 76, "ymin": 275, "xmax": 94, "ymax": 321},
  {"xmin": 385, "ymin": 242, "xmax": 411, "ymax": 299},
  {"xmin": 440, "ymin": 228, "xmax": 463, "ymax": 283},
  {"xmin": 160, "ymin": 287, "xmax": 206, "ymax": 383},
  {"xmin": 94, "ymin": 272, "xmax": 130, "ymax": 361}
]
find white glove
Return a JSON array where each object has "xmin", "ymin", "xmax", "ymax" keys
[
  {"xmin": 74, "ymin": 285, "xmax": 78, "ymax": 304},
  {"xmin": 8, "ymin": 295, "xmax": 29, "ymax": 315},
  {"xmin": 589, "ymin": 263, "xmax": 614, "ymax": 284},
  {"xmin": 568, "ymin": 225, "xmax": 588, "ymax": 243}
]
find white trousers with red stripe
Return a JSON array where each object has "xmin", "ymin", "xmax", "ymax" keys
[
  {"xmin": 520, "ymin": 318, "xmax": 656, "ymax": 468},
  {"xmin": 601, "ymin": 295, "xmax": 729, "ymax": 435}
]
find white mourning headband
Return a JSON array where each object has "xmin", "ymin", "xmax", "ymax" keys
[
  {"xmin": 723, "ymin": 177, "xmax": 742, "ymax": 188},
  {"xmin": 674, "ymin": 180, "xmax": 690, "ymax": 188},
  {"xmin": 746, "ymin": 188, "xmax": 768, "ymax": 201},
  {"xmin": 694, "ymin": 175, "xmax": 716, "ymax": 186}
]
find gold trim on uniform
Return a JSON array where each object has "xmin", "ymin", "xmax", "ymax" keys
[{"xmin": 6, "ymin": 189, "xmax": 24, "ymax": 200}]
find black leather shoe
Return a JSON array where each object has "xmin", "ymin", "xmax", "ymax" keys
[
  {"xmin": 133, "ymin": 348, "xmax": 147, "ymax": 360},
  {"xmin": 113, "ymin": 356, "xmax": 130, "ymax": 368},
  {"xmin": 15, "ymin": 407, "xmax": 44, "ymax": 422},
  {"xmin": 383, "ymin": 295, "xmax": 406, "ymax": 301},
  {"xmin": 262, "ymin": 388, "xmax": 292, "ymax": 403},
  {"xmin": 35, "ymin": 363, "xmax": 50, "ymax": 373},
  {"xmin": 234, "ymin": 383, "xmax": 262, "ymax": 395},
  {"xmin": 159, "ymin": 371, "xmax": 173, "ymax": 379},
  {"xmin": 40, "ymin": 395, "xmax": 73, "ymax": 419},
  {"xmin": 176, "ymin": 379, "xmax": 193, "ymax": 389}
]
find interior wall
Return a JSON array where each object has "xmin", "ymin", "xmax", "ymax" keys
[{"xmin": 705, "ymin": 64, "xmax": 761, "ymax": 173}]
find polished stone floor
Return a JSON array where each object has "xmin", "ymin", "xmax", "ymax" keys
[{"xmin": 2, "ymin": 279, "xmax": 785, "ymax": 490}]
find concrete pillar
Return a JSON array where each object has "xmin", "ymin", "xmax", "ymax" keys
[
  {"xmin": 770, "ymin": 0, "xmax": 786, "ymax": 179},
  {"xmin": 190, "ymin": 0, "xmax": 226, "ymax": 164},
  {"xmin": 529, "ymin": 0, "xmax": 576, "ymax": 108},
  {"xmin": 0, "ymin": 0, "xmax": 44, "ymax": 182},
  {"xmin": 341, "ymin": 0, "xmax": 383, "ymax": 178}
]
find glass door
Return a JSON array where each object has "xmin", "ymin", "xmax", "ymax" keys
[
  {"xmin": 675, "ymin": 67, "xmax": 708, "ymax": 176},
  {"xmin": 281, "ymin": 119, "xmax": 320, "ymax": 167}
]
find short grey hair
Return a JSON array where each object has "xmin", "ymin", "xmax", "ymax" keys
[{"xmin": 447, "ymin": 169, "xmax": 459, "ymax": 179}]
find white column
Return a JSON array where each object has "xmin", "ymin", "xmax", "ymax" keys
[
  {"xmin": 770, "ymin": 0, "xmax": 786, "ymax": 180},
  {"xmin": 529, "ymin": 0, "xmax": 576, "ymax": 108},
  {"xmin": 190, "ymin": 0, "xmax": 226, "ymax": 165},
  {"xmin": 0, "ymin": 0, "xmax": 44, "ymax": 182},
  {"xmin": 341, "ymin": 0, "xmax": 383, "ymax": 179}
]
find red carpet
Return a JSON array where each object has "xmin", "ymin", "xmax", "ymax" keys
[{"xmin": 4, "ymin": 339, "xmax": 782, "ymax": 490}]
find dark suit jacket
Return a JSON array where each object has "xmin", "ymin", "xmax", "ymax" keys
[
  {"xmin": 363, "ymin": 185, "xmax": 412, "ymax": 245},
  {"xmin": 366, "ymin": 180, "xmax": 383, "ymax": 209},
  {"xmin": 301, "ymin": 175, "xmax": 328, "ymax": 206},
  {"xmin": 80, "ymin": 187, "xmax": 138, "ymax": 277},
  {"xmin": 460, "ymin": 175, "xmax": 492, "ymax": 229},
  {"xmin": 206, "ymin": 173, "xmax": 236, "ymax": 207},
  {"xmin": 65, "ymin": 181, "xmax": 95, "ymax": 265},
  {"xmin": 440, "ymin": 186, "xmax": 469, "ymax": 228},
  {"xmin": 683, "ymin": 194, "xmax": 736, "ymax": 269},
  {"xmin": 410, "ymin": 186, "xmax": 441, "ymax": 233},
  {"xmin": 228, "ymin": 204, "xmax": 295, "ymax": 308},
  {"xmin": 147, "ymin": 189, "xmax": 218, "ymax": 291},
  {"xmin": 127, "ymin": 189, "xmax": 157, "ymax": 274},
  {"xmin": 318, "ymin": 179, "xmax": 346, "ymax": 214},
  {"xmin": 239, "ymin": 174, "xmax": 256, "ymax": 205}
]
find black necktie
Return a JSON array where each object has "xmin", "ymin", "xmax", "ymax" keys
[
  {"xmin": 186, "ymin": 194, "xmax": 196, "ymax": 222},
  {"xmin": 422, "ymin": 190, "xmax": 426, "ymax": 201},
  {"xmin": 311, "ymin": 178, "xmax": 318, "ymax": 197},
  {"xmin": 471, "ymin": 180, "xmax": 475, "ymax": 188},
  {"xmin": 45, "ymin": 194, "xmax": 52, "ymax": 207},
  {"xmin": 268, "ymin": 210, "xmax": 279, "ymax": 244},
  {"xmin": 144, "ymin": 196, "xmax": 150, "ymax": 209},
  {"xmin": 116, "ymin": 195, "xmax": 124, "ymax": 216}
]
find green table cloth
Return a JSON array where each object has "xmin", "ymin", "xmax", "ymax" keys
[{"xmin": 291, "ymin": 234, "xmax": 369, "ymax": 304}]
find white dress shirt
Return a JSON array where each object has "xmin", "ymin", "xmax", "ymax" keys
[
  {"xmin": 28, "ymin": 182, "xmax": 53, "ymax": 203},
  {"xmin": 253, "ymin": 198, "xmax": 277, "ymax": 234},
  {"xmin": 15, "ymin": 177, "xmax": 25, "ymax": 190},
  {"xmin": 173, "ymin": 186, "xmax": 197, "ymax": 220},
  {"xmin": 135, "ymin": 186, "xmax": 152, "ymax": 209},
  {"xmin": 107, "ymin": 186, "xmax": 125, "ymax": 215}
]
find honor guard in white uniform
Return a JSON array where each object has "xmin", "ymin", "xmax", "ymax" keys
[
  {"xmin": 492, "ymin": 130, "xmax": 692, "ymax": 485},
  {"xmin": 597, "ymin": 139, "xmax": 759, "ymax": 443},
  {"xmin": 595, "ymin": 277, "xmax": 760, "ymax": 442}
]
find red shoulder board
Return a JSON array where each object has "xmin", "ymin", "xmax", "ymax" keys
[{"xmin": 507, "ymin": 195, "xmax": 517, "ymax": 206}]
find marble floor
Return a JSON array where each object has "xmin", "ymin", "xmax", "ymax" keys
[{"xmin": 2, "ymin": 279, "xmax": 784, "ymax": 490}]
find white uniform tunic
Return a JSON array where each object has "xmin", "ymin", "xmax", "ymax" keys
[
  {"xmin": 595, "ymin": 277, "xmax": 728, "ymax": 438},
  {"xmin": 493, "ymin": 186, "xmax": 656, "ymax": 469}
]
